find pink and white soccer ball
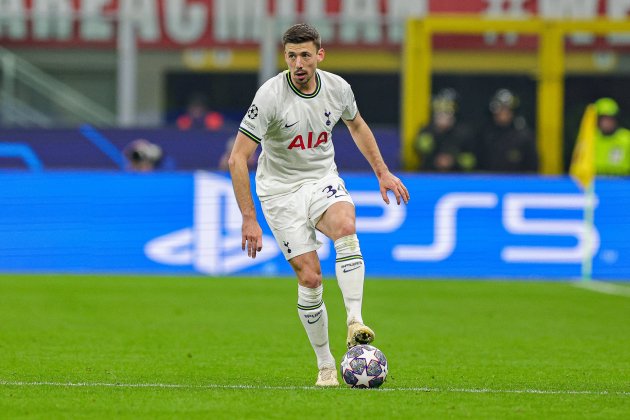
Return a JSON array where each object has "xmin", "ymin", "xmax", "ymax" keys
[{"xmin": 340, "ymin": 344, "xmax": 388, "ymax": 388}]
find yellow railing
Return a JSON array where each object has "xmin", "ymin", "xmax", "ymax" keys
[{"xmin": 402, "ymin": 16, "xmax": 630, "ymax": 174}]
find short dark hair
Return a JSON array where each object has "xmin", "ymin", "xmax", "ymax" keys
[{"xmin": 282, "ymin": 23, "xmax": 321, "ymax": 50}]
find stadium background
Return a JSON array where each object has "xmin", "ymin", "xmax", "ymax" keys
[{"xmin": 1, "ymin": 0, "xmax": 630, "ymax": 280}]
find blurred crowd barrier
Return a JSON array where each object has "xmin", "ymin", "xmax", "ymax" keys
[{"xmin": 0, "ymin": 126, "xmax": 400, "ymax": 172}]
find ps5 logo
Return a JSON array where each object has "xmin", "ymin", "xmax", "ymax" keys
[
  {"xmin": 393, "ymin": 192, "xmax": 600, "ymax": 264},
  {"xmin": 144, "ymin": 173, "xmax": 280, "ymax": 275}
]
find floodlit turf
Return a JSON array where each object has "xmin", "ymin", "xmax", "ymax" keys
[{"xmin": 1, "ymin": 274, "xmax": 629, "ymax": 419}]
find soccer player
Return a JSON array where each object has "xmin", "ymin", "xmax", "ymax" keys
[{"xmin": 228, "ymin": 23, "xmax": 409, "ymax": 387}]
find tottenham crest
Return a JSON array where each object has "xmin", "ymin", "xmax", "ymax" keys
[{"xmin": 324, "ymin": 110, "xmax": 332, "ymax": 126}]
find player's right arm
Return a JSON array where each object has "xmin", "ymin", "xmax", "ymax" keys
[{"xmin": 228, "ymin": 132, "xmax": 263, "ymax": 258}]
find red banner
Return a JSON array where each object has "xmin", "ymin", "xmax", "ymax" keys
[{"xmin": 0, "ymin": 0, "xmax": 629, "ymax": 49}]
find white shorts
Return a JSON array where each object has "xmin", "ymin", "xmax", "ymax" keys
[{"xmin": 261, "ymin": 175, "xmax": 354, "ymax": 260}]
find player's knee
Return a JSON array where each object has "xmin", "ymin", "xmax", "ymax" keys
[
  {"xmin": 300, "ymin": 274, "xmax": 322, "ymax": 289},
  {"xmin": 336, "ymin": 218, "xmax": 356, "ymax": 238},
  {"xmin": 299, "ymin": 272, "xmax": 322, "ymax": 289},
  {"xmin": 296, "ymin": 266, "xmax": 322, "ymax": 288}
]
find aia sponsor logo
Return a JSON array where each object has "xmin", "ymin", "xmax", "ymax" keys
[{"xmin": 288, "ymin": 131, "xmax": 328, "ymax": 150}]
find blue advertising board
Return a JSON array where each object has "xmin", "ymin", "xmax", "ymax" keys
[{"xmin": 0, "ymin": 172, "xmax": 628, "ymax": 280}]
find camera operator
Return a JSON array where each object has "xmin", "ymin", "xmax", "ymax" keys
[{"xmin": 123, "ymin": 139, "xmax": 164, "ymax": 172}]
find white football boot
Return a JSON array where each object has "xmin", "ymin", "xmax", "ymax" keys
[
  {"xmin": 315, "ymin": 366, "xmax": 339, "ymax": 387},
  {"xmin": 346, "ymin": 322, "xmax": 375, "ymax": 349}
]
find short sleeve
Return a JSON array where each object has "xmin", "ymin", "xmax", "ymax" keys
[
  {"xmin": 341, "ymin": 82, "xmax": 359, "ymax": 121},
  {"xmin": 239, "ymin": 86, "xmax": 276, "ymax": 145}
]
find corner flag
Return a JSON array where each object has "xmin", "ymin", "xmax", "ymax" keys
[
  {"xmin": 570, "ymin": 104, "xmax": 597, "ymax": 190},
  {"xmin": 570, "ymin": 104, "xmax": 598, "ymax": 281}
]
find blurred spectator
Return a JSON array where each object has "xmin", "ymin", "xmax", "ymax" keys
[
  {"xmin": 219, "ymin": 136, "xmax": 257, "ymax": 171},
  {"xmin": 476, "ymin": 89, "xmax": 538, "ymax": 173},
  {"xmin": 414, "ymin": 88, "xmax": 477, "ymax": 172},
  {"xmin": 593, "ymin": 97, "xmax": 630, "ymax": 176},
  {"xmin": 176, "ymin": 94, "xmax": 225, "ymax": 131},
  {"xmin": 123, "ymin": 139, "xmax": 164, "ymax": 172}
]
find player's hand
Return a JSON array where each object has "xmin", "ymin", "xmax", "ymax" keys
[
  {"xmin": 242, "ymin": 217, "xmax": 263, "ymax": 258},
  {"xmin": 379, "ymin": 172, "xmax": 410, "ymax": 205}
]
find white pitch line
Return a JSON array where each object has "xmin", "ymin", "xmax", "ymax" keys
[
  {"xmin": 0, "ymin": 380, "xmax": 628, "ymax": 396},
  {"xmin": 573, "ymin": 280, "xmax": 630, "ymax": 298}
]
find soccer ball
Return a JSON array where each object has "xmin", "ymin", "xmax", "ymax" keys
[{"xmin": 339, "ymin": 344, "xmax": 388, "ymax": 388}]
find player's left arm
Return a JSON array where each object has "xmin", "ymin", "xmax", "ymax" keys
[{"xmin": 344, "ymin": 112, "xmax": 409, "ymax": 205}]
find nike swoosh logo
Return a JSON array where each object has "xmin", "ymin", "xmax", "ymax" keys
[
  {"xmin": 284, "ymin": 121, "xmax": 298, "ymax": 128},
  {"xmin": 343, "ymin": 266, "xmax": 361, "ymax": 273},
  {"xmin": 307, "ymin": 315, "xmax": 322, "ymax": 324}
]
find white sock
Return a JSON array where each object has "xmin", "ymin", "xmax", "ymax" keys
[
  {"xmin": 334, "ymin": 234, "xmax": 365, "ymax": 326},
  {"xmin": 297, "ymin": 285, "xmax": 335, "ymax": 369}
]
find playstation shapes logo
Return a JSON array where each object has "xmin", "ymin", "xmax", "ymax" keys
[{"xmin": 247, "ymin": 104, "xmax": 259, "ymax": 120}]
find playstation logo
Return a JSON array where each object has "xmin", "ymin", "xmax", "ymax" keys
[{"xmin": 145, "ymin": 173, "xmax": 280, "ymax": 274}]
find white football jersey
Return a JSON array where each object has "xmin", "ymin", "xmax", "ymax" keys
[{"xmin": 239, "ymin": 69, "xmax": 358, "ymax": 199}]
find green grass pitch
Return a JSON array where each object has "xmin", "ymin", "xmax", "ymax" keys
[{"xmin": 1, "ymin": 274, "xmax": 629, "ymax": 419}]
